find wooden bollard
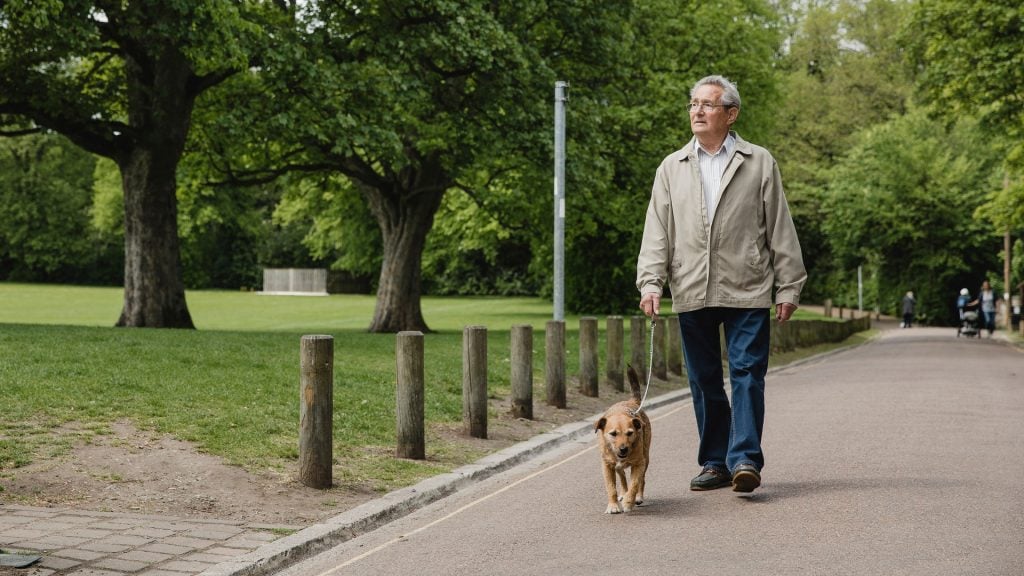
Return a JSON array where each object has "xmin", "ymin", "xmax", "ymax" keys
[
  {"xmin": 463, "ymin": 325, "xmax": 488, "ymax": 439},
  {"xmin": 666, "ymin": 315, "xmax": 683, "ymax": 375},
  {"xmin": 299, "ymin": 335, "xmax": 333, "ymax": 489},
  {"xmin": 579, "ymin": 317, "xmax": 599, "ymax": 397},
  {"xmin": 630, "ymin": 316, "xmax": 647, "ymax": 381},
  {"xmin": 510, "ymin": 324, "xmax": 533, "ymax": 420},
  {"xmin": 545, "ymin": 320, "xmax": 566, "ymax": 408},
  {"xmin": 605, "ymin": 316, "xmax": 624, "ymax": 391},
  {"xmin": 396, "ymin": 331, "xmax": 425, "ymax": 460},
  {"xmin": 652, "ymin": 317, "xmax": 667, "ymax": 380}
]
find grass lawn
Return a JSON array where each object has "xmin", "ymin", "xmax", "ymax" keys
[{"xmin": 0, "ymin": 282, "xmax": 857, "ymax": 494}]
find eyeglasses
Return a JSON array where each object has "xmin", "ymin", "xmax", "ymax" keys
[{"xmin": 687, "ymin": 102, "xmax": 729, "ymax": 113}]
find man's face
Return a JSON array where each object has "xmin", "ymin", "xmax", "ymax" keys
[{"xmin": 689, "ymin": 84, "xmax": 738, "ymax": 143}]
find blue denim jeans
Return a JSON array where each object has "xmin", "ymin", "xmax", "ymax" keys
[{"xmin": 678, "ymin": 307, "xmax": 770, "ymax": 473}]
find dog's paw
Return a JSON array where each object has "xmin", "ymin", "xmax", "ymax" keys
[
  {"xmin": 622, "ymin": 500, "xmax": 635, "ymax": 512},
  {"xmin": 605, "ymin": 503, "xmax": 623, "ymax": 514}
]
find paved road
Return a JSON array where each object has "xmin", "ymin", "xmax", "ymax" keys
[{"xmin": 275, "ymin": 325, "xmax": 1024, "ymax": 576}]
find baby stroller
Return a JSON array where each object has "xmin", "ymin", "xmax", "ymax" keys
[{"xmin": 958, "ymin": 307, "xmax": 981, "ymax": 338}]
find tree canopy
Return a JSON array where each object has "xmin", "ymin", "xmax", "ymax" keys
[{"xmin": 0, "ymin": 0, "xmax": 273, "ymax": 327}]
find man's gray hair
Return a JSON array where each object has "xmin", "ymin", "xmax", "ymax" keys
[{"xmin": 691, "ymin": 75, "xmax": 741, "ymax": 109}]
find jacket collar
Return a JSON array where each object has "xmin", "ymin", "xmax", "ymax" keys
[{"xmin": 680, "ymin": 131, "xmax": 751, "ymax": 161}]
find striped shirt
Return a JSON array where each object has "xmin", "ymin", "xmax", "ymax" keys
[{"xmin": 696, "ymin": 134, "xmax": 735, "ymax": 224}]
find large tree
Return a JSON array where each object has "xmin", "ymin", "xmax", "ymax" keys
[
  {"xmin": 197, "ymin": 0, "xmax": 789, "ymax": 328},
  {"xmin": 0, "ymin": 0, "xmax": 272, "ymax": 327},
  {"xmin": 196, "ymin": 0, "xmax": 637, "ymax": 332}
]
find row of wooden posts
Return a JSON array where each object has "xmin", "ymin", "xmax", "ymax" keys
[{"xmin": 296, "ymin": 315, "xmax": 683, "ymax": 488}]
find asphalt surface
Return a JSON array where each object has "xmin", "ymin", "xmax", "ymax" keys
[{"xmin": 269, "ymin": 323, "xmax": 1024, "ymax": 576}]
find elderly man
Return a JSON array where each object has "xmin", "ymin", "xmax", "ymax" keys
[{"xmin": 637, "ymin": 75, "xmax": 806, "ymax": 493}]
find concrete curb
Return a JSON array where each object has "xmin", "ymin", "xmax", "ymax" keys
[
  {"xmin": 200, "ymin": 332, "xmax": 876, "ymax": 576},
  {"xmin": 198, "ymin": 386, "xmax": 691, "ymax": 576}
]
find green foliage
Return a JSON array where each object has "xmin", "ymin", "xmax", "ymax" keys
[
  {"xmin": 823, "ymin": 109, "xmax": 1002, "ymax": 323},
  {"xmin": 0, "ymin": 0, "xmax": 266, "ymax": 151},
  {"xmin": 908, "ymin": 0, "xmax": 1024, "ymax": 132},
  {"xmin": 907, "ymin": 0, "xmax": 1024, "ymax": 238},
  {"xmin": 0, "ymin": 133, "xmax": 118, "ymax": 283},
  {"xmin": 176, "ymin": 174, "xmax": 285, "ymax": 291},
  {"xmin": 769, "ymin": 0, "xmax": 915, "ymax": 303},
  {"xmin": 271, "ymin": 175, "xmax": 380, "ymax": 278},
  {"xmin": 421, "ymin": 188, "xmax": 537, "ymax": 296},
  {"xmin": 89, "ymin": 158, "xmax": 122, "ymax": 238}
]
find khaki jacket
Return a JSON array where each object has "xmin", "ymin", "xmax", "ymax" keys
[{"xmin": 636, "ymin": 133, "xmax": 806, "ymax": 312}]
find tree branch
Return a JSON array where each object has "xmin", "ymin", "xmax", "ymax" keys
[
  {"xmin": 1, "ymin": 99, "xmax": 128, "ymax": 159},
  {"xmin": 189, "ymin": 69, "xmax": 240, "ymax": 96},
  {"xmin": 0, "ymin": 126, "xmax": 44, "ymax": 137},
  {"xmin": 205, "ymin": 160, "xmax": 338, "ymax": 188}
]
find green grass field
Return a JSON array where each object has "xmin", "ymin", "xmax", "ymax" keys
[{"xmin": 0, "ymin": 282, "xmax": 858, "ymax": 493}]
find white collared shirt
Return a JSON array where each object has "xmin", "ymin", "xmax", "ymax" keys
[{"xmin": 696, "ymin": 134, "xmax": 735, "ymax": 224}]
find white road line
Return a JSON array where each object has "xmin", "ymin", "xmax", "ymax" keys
[{"xmin": 316, "ymin": 403, "xmax": 690, "ymax": 575}]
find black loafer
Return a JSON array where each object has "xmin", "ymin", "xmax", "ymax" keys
[
  {"xmin": 690, "ymin": 466, "xmax": 732, "ymax": 491},
  {"xmin": 732, "ymin": 464, "xmax": 761, "ymax": 493}
]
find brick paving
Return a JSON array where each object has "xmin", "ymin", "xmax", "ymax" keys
[{"xmin": 0, "ymin": 505, "xmax": 299, "ymax": 575}]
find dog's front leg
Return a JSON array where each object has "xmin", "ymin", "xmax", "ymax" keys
[
  {"xmin": 602, "ymin": 464, "xmax": 622, "ymax": 514},
  {"xmin": 622, "ymin": 461, "xmax": 648, "ymax": 512}
]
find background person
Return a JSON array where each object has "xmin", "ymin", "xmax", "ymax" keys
[
  {"xmin": 636, "ymin": 75, "xmax": 806, "ymax": 494},
  {"xmin": 974, "ymin": 280, "xmax": 998, "ymax": 337},
  {"xmin": 901, "ymin": 290, "xmax": 916, "ymax": 328}
]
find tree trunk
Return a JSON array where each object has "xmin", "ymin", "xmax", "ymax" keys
[
  {"xmin": 361, "ymin": 163, "xmax": 448, "ymax": 333},
  {"xmin": 116, "ymin": 146, "xmax": 194, "ymax": 328},
  {"xmin": 115, "ymin": 48, "xmax": 196, "ymax": 328}
]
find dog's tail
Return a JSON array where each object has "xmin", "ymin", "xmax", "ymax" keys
[{"xmin": 626, "ymin": 364, "xmax": 643, "ymax": 404}]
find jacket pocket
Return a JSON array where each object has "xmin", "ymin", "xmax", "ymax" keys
[{"xmin": 747, "ymin": 240, "xmax": 763, "ymax": 269}]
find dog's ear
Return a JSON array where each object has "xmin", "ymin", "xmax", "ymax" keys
[
  {"xmin": 595, "ymin": 417, "xmax": 606, "ymax": 432},
  {"xmin": 632, "ymin": 418, "xmax": 643, "ymax": 431}
]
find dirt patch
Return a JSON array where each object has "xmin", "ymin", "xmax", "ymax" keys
[{"xmin": 0, "ymin": 377, "xmax": 685, "ymax": 527}]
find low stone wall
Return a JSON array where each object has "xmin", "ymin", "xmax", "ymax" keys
[{"xmin": 771, "ymin": 316, "xmax": 871, "ymax": 354}]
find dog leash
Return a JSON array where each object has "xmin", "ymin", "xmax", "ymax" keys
[{"xmin": 632, "ymin": 314, "xmax": 657, "ymax": 415}]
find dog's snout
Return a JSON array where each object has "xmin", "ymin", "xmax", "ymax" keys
[{"xmin": 617, "ymin": 446, "xmax": 629, "ymax": 457}]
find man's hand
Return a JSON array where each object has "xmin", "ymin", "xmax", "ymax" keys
[
  {"xmin": 776, "ymin": 302, "xmax": 797, "ymax": 323},
  {"xmin": 640, "ymin": 293, "xmax": 660, "ymax": 319}
]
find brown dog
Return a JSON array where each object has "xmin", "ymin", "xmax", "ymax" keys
[{"xmin": 594, "ymin": 365, "xmax": 651, "ymax": 514}]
